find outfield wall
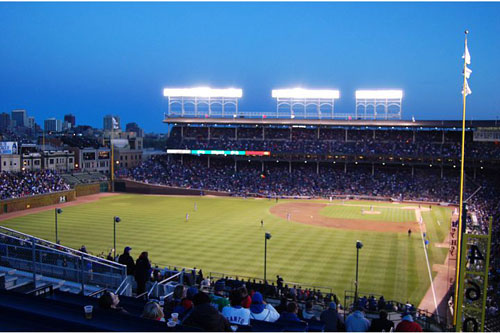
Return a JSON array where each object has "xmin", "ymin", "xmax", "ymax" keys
[
  {"xmin": 0, "ymin": 190, "xmax": 76, "ymax": 214},
  {"xmin": 0, "ymin": 183, "xmax": 106, "ymax": 215},
  {"xmin": 115, "ymin": 179, "xmax": 232, "ymax": 196}
]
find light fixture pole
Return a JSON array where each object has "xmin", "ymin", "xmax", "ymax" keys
[
  {"xmin": 55, "ymin": 208, "xmax": 62, "ymax": 243},
  {"xmin": 113, "ymin": 216, "xmax": 121, "ymax": 258},
  {"xmin": 264, "ymin": 232, "xmax": 272, "ymax": 281},
  {"xmin": 355, "ymin": 240, "xmax": 363, "ymax": 304}
]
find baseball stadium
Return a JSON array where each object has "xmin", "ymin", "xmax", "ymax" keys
[
  {"xmin": 0, "ymin": 85, "xmax": 499, "ymax": 331},
  {"xmin": 0, "ymin": 2, "xmax": 499, "ymax": 330}
]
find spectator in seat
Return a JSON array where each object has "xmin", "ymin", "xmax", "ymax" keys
[
  {"xmin": 222, "ymin": 287, "xmax": 251, "ymax": 326},
  {"xmin": 345, "ymin": 306, "xmax": 370, "ymax": 332},
  {"xmin": 320, "ymin": 302, "xmax": 344, "ymax": 332},
  {"xmin": 200, "ymin": 276, "xmax": 211, "ymax": 292},
  {"xmin": 118, "ymin": 246, "xmax": 135, "ymax": 276},
  {"xmin": 240, "ymin": 286, "xmax": 252, "ymax": 309},
  {"xmin": 173, "ymin": 286, "xmax": 197, "ymax": 320},
  {"xmin": 276, "ymin": 301, "xmax": 301, "ymax": 324},
  {"xmin": 142, "ymin": 301, "xmax": 165, "ymax": 321},
  {"xmin": 249, "ymin": 291, "xmax": 280, "ymax": 322},
  {"xmin": 276, "ymin": 295, "xmax": 288, "ymax": 314},
  {"xmin": 369, "ymin": 310, "xmax": 394, "ymax": 332},
  {"xmin": 395, "ymin": 313, "xmax": 422, "ymax": 332},
  {"xmin": 302, "ymin": 301, "xmax": 318, "ymax": 320},
  {"xmin": 183, "ymin": 292, "xmax": 232, "ymax": 331},
  {"xmin": 98, "ymin": 291, "xmax": 128, "ymax": 314},
  {"xmin": 165, "ymin": 285, "xmax": 185, "ymax": 314},
  {"xmin": 135, "ymin": 251, "xmax": 151, "ymax": 295},
  {"xmin": 210, "ymin": 279, "xmax": 230, "ymax": 311}
]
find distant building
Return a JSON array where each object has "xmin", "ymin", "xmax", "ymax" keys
[
  {"xmin": 103, "ymin": 115, "xmax": 120, "ymax": 131},
  {"xmin": 44, "ymin": 118, "xmax": 62, "ymax": 132},
  {"xmin": 62, "ymin": 121, "xmax": 72, "ymax": 131},
  {"xmin": 11, "ymin": 109, "xmax": 27, "ymax": 128},
  {"xmin": 64, "ymin": 114, "xmax": 76, "ymax": 127},
  {"xmin": 69, "ymin": 147, "xmax": 111, "ymax": 174},
  {"xmin": 0, "ymin": 113, "xmax": 10, "ymax": 131},
  {"xmin": 125, "ymin": 122, "xmax": 144, "ymax": 137},
  {"xmin": 42, "ymin": 150, "xmax": 75, "ymax": 172},
  {"xmin": 0, "ymin": 154, "xmax": 21, "ymax": 172},
  {"xmin": 27, "ymin": 116, "xmax": 35, "ymax": 129},
  {"xmin": 21, "ymin": 152, "xmax": 42, "ymax": 171}
]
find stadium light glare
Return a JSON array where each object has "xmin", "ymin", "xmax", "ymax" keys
[
  {"xmin": 272, "ymin": 88, "xmax": 340, "ymax": 99},
  {"xmin": 163, "ymin": 87, "xmax": 243, "ymax": 98},
  {"xmin": 355, "ymin": 90, "xmax": 403, "ymax": 99}
]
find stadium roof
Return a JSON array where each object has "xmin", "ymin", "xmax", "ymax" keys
[{"xmin": 164, "ymin": 117, "xmax": 498, "ymax": 129}]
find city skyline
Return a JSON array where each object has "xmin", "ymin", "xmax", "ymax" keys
[{"xmin": 1, "ymin": 2, "xmax": 500, "ymax": 132}]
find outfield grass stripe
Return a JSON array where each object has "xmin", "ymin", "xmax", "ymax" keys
[{"xmin": 0, "ymin": 195, "xmax": 451, "ymax": 305}]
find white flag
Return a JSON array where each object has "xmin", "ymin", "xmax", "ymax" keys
[
  {"xmin": 462, "ymin": 79, "xmax": 472, "ymax": 96},
  {"xmin": 112, "ymin": 117, "xmax": 119, "ymax": 130},
  {"xmin": 463, "ymin": 65, "xmax": 472, "ymax": 79},
  {"xmin": 463, "ymin": 45, "xmax": 471, "ymax": 65}
]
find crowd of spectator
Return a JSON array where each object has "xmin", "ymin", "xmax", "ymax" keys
[
  {"xmin": 120, "ymin": 155, "xmax": 465, "ymax": 202},
  {"xmin": 169, "ymin": 127, "xmax": 500, "ymax": 160},
  {"xmin": 0, "ymin": 170, "xmax": 70, "ymax": 200},
  {"xmin": 98, "ymin": 252, "xmax": 425, "ymax": 332}
]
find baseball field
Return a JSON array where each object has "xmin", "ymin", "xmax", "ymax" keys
[{"xmin": 0, "ymin": 193, "xmax": 452, "ymax": 306}]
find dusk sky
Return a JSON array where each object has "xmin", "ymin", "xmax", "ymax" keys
[{"xmin": 1, "ymin": 2, "xmax": 500, "ymax": 132}]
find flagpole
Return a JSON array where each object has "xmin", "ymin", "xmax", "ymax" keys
[
  {"xmin": 111, "ymin": 128, "xmax": 115, "ymax": 192},
  {"xmin": 454, "ymin": 29, "xmax": 469, "ymax": 326}
]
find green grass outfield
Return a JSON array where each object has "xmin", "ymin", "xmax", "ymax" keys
[{"xmin": 0, "ymin": 194, "xmax": 451, "ymax": 305}]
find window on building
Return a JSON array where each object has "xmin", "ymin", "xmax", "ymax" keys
[
  {"xmin": 49, "ymin": 159, "xmax": 54, "ymax": 164},
  {"xmin": 69, "ymin": 158, "xmax": 73, "ymax": 163}
]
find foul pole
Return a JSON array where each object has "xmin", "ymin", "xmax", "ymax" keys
[{"xmin": 453, "ymin": 29, "xmax": 470, "ymax": 326}]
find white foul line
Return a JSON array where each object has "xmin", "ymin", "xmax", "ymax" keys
[{"xmin": 418, "ymin": 214, "xmax": 440, "ymax": 320}]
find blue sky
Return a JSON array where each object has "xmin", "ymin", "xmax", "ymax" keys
[{"xmin": 0, "ymin": 2, "xmax": 499, "ymax": 132}]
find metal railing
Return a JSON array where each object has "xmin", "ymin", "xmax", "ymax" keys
[
  {"xmin": 0, "ymin": 227, "xmax": 127, "ymax": 294},
  {"xmin": 165, "ymin": 110, "xmax": 355, "ymax": 120}
]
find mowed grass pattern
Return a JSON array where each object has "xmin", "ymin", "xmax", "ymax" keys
[
  {"xmin": 320, "ymin": 203, "xmax": 416, "ymax": 222},
  {"xmin": 0, "ymin": 195, "xmax": 451, "ymax": 305}
]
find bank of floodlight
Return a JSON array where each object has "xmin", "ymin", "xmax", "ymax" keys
[
  {"xmin": 271, "ymin": 88, "xmax": 340, "ymax": 120},
  {"xmin": 272, "ymin": 88, "xmax": 340, "ymax": 99},
  {"xmin": 164, "ymin": 87, "xmax": 242, "ymax": 118},
  {"xmin": 163, "ymin": 87, "xmax": 242, "ymax": 98},
  {"xmin": 355, "ymin": 90, "xmax": 403, "ymax": 99},
  {"xmin": 355, "ymin": 89, "xmax": 403, "ymax": 120}
]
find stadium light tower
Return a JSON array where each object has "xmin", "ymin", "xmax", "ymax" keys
[
  {"xmin": 113, "ymin": 216, "xmax": 121, "ymax": 259},
  {"xmin": 264, "ymin": 232, "xmax": 272, "ymax": 281},
  {"xmin": 355, "ymin": 90, "xmax": 403, "ymax": 120},
  {"xmin": 272, "ymin": 88, "xmax": 340, "ymax": 119},
  {"xmin": 54, "ymin": 208, "xmax": 62, "ymax": 244},
  {"xmin": 354, "ymin": 240, "xmax": 363, "ymax": 304},
  {"xmin": 163, "ymin": 87, "xmax": 243, "ymax": 118}
]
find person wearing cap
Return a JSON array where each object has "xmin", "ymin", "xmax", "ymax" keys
[
  {"xmin": 395, "ymin": 313, "xmax": 422, "ymax": 332},
  {"xmin": 345, "ymin": 306, "xmax": 370, "ymax": 332},
  {"xmin": 118, "ymin": 246, "xmax": 135, "ymax": 276},
  {"xmin": 320, "ymin": 302, "xmax": 344, "ymax": 332},
  {"xmin": 250, "ymin": 292, "xmax": 280, "ymax": 322},
  {"xmin": 210, "ymin": 280, "xmax": 230, "ymax": 311}
]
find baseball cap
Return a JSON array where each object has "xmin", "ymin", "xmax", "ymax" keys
[
  {"xmin": 124, "ymin": 246, "xmax": 132, "ymax": 253},
  {"xmin": 329, "ymin": 302, "xmax": 337, "ymax": 310},
  {"xmin": 214, "ymin": 280, "xmax": 225, "ymax": 292},
  {"xmin": 252, "ymin": 292, "xmax": 264, "ymax": 304},
  {"xmin": 187, "ymin": 286, "xmax": 199, "ymax": 300}
]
